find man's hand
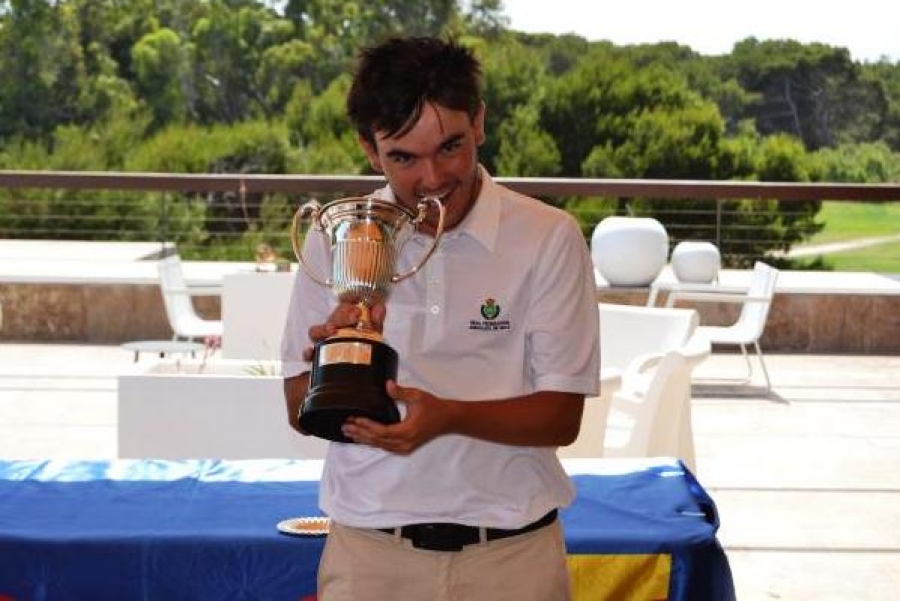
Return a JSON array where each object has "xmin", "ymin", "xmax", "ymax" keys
[
  {"xmin": 284, "ymin": 373, "xmax": 310, "ymax": 434},
  {"xmin": 340, "ymin": 380, "xmax": 455, "ymax": 454},
  {"xmin": 342, "ymin": 384, "xmax": 585, "ymax": 452},
  {"xmin": 302, "ymin": 301, "xmax": 386, "ymax": 361}
]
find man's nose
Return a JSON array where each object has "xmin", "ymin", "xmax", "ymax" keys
[{"xmin": 419, "ymin": 158, "xmax": 444, "ymax": 192}]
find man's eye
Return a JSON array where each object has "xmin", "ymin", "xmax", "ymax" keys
[
  {"xmin": 391, "ymin": 154, "xmax": 413, "ymax": 165},
  {"xmin": 442, "ymin": 140, "xmax": 462, "ymax": 153}
]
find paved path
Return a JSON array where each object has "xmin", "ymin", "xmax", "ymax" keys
[
  {"xmin": 1, "ymin": 343, "xmax": 899, "ymax": 600},
  {"xmin": 786, "ymin": 233, "xmax": 900, "ymax": 257}
]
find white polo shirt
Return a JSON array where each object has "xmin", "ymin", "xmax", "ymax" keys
[{"xmin": 282, "ymin": 168, "xmax": 599, "ymax": 529}]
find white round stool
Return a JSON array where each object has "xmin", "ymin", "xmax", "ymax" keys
[
  {"xmin": 591, "ymin": 216, "xmax": 669, "ymax": 286},
  {"xmin": 671, "ymin": 241, "xmax": 721, "ymax": 283}
]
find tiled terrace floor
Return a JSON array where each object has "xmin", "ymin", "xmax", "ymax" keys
[{"xmin": 1, "ymin": 342, "xmax": 898, "ymax": 600}]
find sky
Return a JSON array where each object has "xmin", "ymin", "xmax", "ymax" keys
[{"xmin": 500, "ymin": 0, "xmax": 900, "ymax": 63}]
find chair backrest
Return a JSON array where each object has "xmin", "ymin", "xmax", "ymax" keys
[
  {"xmin": 599, "ymin": 303, "xmax": 699, "ymax": 371},
  {"xmin": 609, "ymin": 350, "xmax": 690, "ymax": 456},
  {"xmin": 733, "ymin": 261, "xmax": 779, "ymax": 340},
  {"xmin": 644, "ymin": 351, "xmax": 694, "ymax": 460},
  {"xmin": 157, "ymin": 254, "xmax": 199, "ymax": 336}
]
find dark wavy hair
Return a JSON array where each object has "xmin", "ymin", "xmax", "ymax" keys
[{"xmin": 347, "ymin": 37, "xmax": 482, "ymax": 146}]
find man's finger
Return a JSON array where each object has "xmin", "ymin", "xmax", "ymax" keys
[
  {"xmin": 386, "ymin": 380, "xmax": 409, "ymax": 401},
  {"xmin": 342, "ymin": 416, "xmax": 390, "ymax": 444},
  {"xmin": 369, "ymin": 302, "xmax": 387, "ymax": 332},
  {"xmin": 331, "ymin": 303, "xmax": 361, "ymax": 327},
  {"xmin": 308, "ymin": 323, "xmax": 336, "ymax": 343}
]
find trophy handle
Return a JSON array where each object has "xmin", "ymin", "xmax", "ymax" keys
[
  {"xmin": 392, "ymin": 196, "xmax": 446, "ymax": 283},
  {"xmin": 290, "ymin": 200, "xmax": 332, "ymax": 287}
]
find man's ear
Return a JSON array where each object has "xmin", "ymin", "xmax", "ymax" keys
[
  {"xmin": 359, "ymin": 135, "xmax": 383, "ymax": 173},
  {"xmin": 474, "ymin": 101, "xmax": 486, "ymax": 147}
]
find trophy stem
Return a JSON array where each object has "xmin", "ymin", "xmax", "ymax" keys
[
  {"xmin": 356, "ymin": 302, "xmax": 372, "ymax": 332},
  {"xmin": 332, "ymin": 302, "xmax": 383, "ymax": 343}
]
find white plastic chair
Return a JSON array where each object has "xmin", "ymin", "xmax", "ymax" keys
[
  {"xmin": 560, "ymin": 304, "xmax": 704, "ymax": 461},
  {"xmin": 603, "ymin": 340, "xmax": 710, "ymax": 473},
  {"xmin": 666, "ymin": 261, "xmax": 779, "ymax": 391},
  {"xmin": 598, "ymin": 303, "xmax": 699, "ymax": 373},
  {"xmin": 157, "ymin": 254, "xmax": 224, "ymax": 342}
]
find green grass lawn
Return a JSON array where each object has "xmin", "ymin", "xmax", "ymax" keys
[
  {"xmin": 798, "ymin": 201, "xmax": 900, "ymax": 273},
  {"xmin": 807, "ymin": 201, "xmax": 900, "ymax": 244},
  {"xmin": 819, "ymin": 240, "xmax": 900, "ymax": 272}
]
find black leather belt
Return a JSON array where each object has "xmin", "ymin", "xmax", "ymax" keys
[{"xmin": 377, "ymin": 509, "xmax": 558, "ymax": 552}]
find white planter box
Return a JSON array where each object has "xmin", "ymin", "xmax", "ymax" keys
[
  {"xmin": 221, "ymin": 271, "xmax": 295, "ymax": 360},
  {"xmin": 117, "ymin": 360, "xmax": 328, "ymax": 459}
]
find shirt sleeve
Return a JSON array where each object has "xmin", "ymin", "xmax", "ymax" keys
[
  {"xmin": 280, "ymin": 229, "xmax": 335, "ymax": 378},
  {"xmin": 526, "ymin": 214, "xmax": 600, "ymax": 396}
]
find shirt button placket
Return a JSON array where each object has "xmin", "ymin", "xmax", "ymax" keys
[{"xmin": 423, "ymin": 256, "xmax": 444, "ymax": 348}]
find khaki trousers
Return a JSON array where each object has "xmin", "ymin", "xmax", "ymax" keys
[{"xmin": 318, "ymin": 520, "xmax": 571, "ymax": 601}]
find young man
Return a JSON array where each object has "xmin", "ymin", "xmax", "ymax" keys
[{"xmin": 282, "ymin": 37, "xmax": 599, "ymax": 600}]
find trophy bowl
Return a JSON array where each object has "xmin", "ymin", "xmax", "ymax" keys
[{"xmin": 291, "ymin": 195, "xmax": 444, "ymax": 442}]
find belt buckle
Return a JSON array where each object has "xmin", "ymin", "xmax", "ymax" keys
[{"xmin": 408, "ymin": 524, "xmax": 471, "ymax": 552}]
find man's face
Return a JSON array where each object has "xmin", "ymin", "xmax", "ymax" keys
[{"xmin": 360, "ymin": 101, "xmax": 485, "ymax": 235}]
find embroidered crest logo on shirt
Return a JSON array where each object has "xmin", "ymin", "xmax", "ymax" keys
[
  {"xmin": 480, "ymin": 298, "xmax": 501, "ymax": 320},
  {"xmin": 470, "ymin": 297, "xmax": 510, "ymax": 331}
]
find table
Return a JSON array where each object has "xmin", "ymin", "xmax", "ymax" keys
[
  {"xmin": 645, "ymin": 269, "xmax": 750, "ymax": 307},
  {"xmin": 120, "ymin": 340, "xmax": 205, "ymax": 362},
  {"xmin": 221, "ymin": 270, "xmax": 295, "ymax": 360},
  {"xmin": 647, "ymin": 281, "xmax": 748, "ymax": 308},
  {"xmin": 0, "ymin": 459, "xmax": 734, "ymax": 601}
]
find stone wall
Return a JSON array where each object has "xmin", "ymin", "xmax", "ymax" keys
[
  {"xmin": 1, "ymin": 281, "xmax": 898, "ymax": 353},
  {"xmin": 0, "ymin": 283, "xmax": 219, "ymax": 343},
  {"xmin": 597, "ymin": 289, "xmax": 900, "ymax": 354}
]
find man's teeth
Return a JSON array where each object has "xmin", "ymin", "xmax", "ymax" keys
[{"xmin": 420, "ymin": 192, "xmax": 449, "ymax": 201}]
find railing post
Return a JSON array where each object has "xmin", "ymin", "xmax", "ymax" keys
[
  {"xmin": 161, "ymin": 192, "xmax": 170, "ymax": 253},
  {"xmin": 715, "ymin": 198, "xmax": 723, "ymax": 249}
]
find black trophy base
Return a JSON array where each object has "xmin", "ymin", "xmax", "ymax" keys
[{"xmin": 299, "ymin": 335, "xmax": 400, "ymax": 443}]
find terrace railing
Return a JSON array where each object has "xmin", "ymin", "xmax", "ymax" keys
[{"xmin": 1, "ymin": 170, "xmax": 899, "ymax": 270}]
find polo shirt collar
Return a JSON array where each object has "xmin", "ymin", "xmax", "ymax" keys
[
  {"xmin": 454, "ymin": 165, "xmax": 500, "ymax": 253},
  {"xmin": 377, "ymin": 165, "xmax": 500, "ymax": 253}
]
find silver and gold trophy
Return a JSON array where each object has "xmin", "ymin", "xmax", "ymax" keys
[{"xmin": 291, "ymin": 195, "xmax": 445, "ymax": 442}]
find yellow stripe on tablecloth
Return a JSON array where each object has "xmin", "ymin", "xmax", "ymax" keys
[{"xmin": 567, "ymin": 553, "xmax": 670, "ymax": 601}]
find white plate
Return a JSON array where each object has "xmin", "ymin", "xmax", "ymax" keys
[{"xmin": 276, "ymin": 516, "xmax": 331, "ymax": 536}]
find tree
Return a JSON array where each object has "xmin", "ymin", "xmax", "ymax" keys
[
  {"xmin": 495, "ymin": 104, "xmax": 561, "ymax": 177},
  {"xmin": 256, "ymin": 39, "xmax": 317, "ymax": 113},
  {"xmin": 810, "ymin": 142, "xmax": 900, "ymax": 183},
  {"xmin": 541, "ymin": 47, "xmax": 708, "ymax": 177},
  {"xmin": 132, "ymin": 28, "xmax": 190, "ymax": 126},
  {"xmin": 0, "ymin": 2, "xmax": 887, "ymax": 263},
  {"xmin": 463, "ymin": 0, "xmax": 508, "ymax": 37},
  {"xmin": 581, "ymin": 103, "xmax": 725, "ymax": 180},
  {"xmin": 724, "ymin": 38, "xmax": 889, "ymax": 150},
  {"xmin": 124, "ymin": 119, "xmax": 299, "ymax": 257},
  {"xmin": 0, "ymin": 0, "xmax": 82, "ymax": 140},
  {"xmin": 538, "ymin": 44, "xmax": 825, "ymax": 265},
  {"xmin": 189, "ymin": 0, "xmax": 294, "ymax": 122},
  {"xmin": 477, "ymin": 36, "xmax": 550, "ymax": 173},
  {"xmin": 283, "ymin": 0, "xmax": 469, "ymax": 91},
  {"xmin": 863, "ymin": 60, "xmax": 900, "ymax": 151},
  {"xmin": 285, "ymin": 74, "xmax": 366, "ymax": 174},
  {"xmin": 513, "ymin": 32, "xmax": 592, "ymax": 77},
  {"xmin": 740, "ymin": 134, "xmax": 822, "ymax": 266}
]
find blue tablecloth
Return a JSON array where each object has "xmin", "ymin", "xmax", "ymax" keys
[{"xmin": 0, "ymin": 458, "xmax": 734, "ymax": 600}]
